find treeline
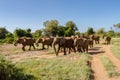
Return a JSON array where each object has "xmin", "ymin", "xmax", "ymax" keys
[{"xmin": 0, "ymin": 20, "xmax": 120, "ymax": 43}]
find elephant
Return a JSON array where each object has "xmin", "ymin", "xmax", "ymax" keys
[
  {"xmin": 74, "ymin": 38, "xmax": 89, "ymax": 53},
  {"xmin": 14, "ymin": 37, "xmax": 36, "ymax": 51},
  {"xmin": 88, "ymin": 39, "xmax": 93, "ymax": 48},
  {"xmin": 52, "ymin": 37, "xmax": 76, "ymax": 56},
  {"xmin": 90, "ymin": 34, "xmax": 100, "ymax": 44},
  {"xmin": 104, "ymin": 36, "xmax": 111, "ymax": 45},
  {"xmin": 36, "ymin": 37, "xmax": 54, "ymax": 49}
]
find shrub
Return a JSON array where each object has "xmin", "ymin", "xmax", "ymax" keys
[{"xmin": 0, "ymin": 55, "xmax": 35, "ymax": 80}]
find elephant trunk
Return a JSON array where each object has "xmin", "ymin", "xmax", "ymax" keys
[{"xmin": 14, "ymin": 42, "xmax": 17, "ymax": 46}]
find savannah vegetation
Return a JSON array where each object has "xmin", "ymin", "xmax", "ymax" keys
[
  {"xmin": 1, "ymin": 20, "xmax": 120, "ymax": 80},
  {"xmin": 1, "ymin": 20, "xmax": 120, "ymax": 44}
]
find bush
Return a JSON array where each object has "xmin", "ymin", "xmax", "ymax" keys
[
  {"xmin": 0, "ymin": 55, "xmax": 35, "ymax": 80},
  {"xmin": 5, "ymin": 37, "xmax": 14, "ymax": 44}
]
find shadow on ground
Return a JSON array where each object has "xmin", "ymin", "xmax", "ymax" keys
[{"xmin": 88, "ymin": 47, "xmax": 105, "ymax": 55}]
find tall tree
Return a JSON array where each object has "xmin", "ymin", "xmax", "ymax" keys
[
  {"xmin": 113, "ymin": 23, "xmax": 120, "ymax": 32},
  {"xmin": 33, "ymin": 29, "xmax": 42, "ymax": 38},
  {"xmin": 87, "ymin": 27, "xmax": 94, "ymax": 35},
  {"xmin": 65, "ymin": 21, "xmax": 78, "ymax": 36},
  {"xmin": 14, "ymin": 28, "xmax": 26, "ymax": 37},
  {"xmin": 25, "ymin": 28, "xmax": 32, "ymax": 37},
  {"xmin": 57, "ymin": 26, "xmax": 65, "ymax": 36},
  {"xmin": 43, "ymin": 20, "xmax": 59, "ymax": 36}
]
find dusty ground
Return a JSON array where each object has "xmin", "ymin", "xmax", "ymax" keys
[
  {"xmin": 90, "ymin": 45, "xmax": 120, "ymax": 80},
  {"xmin": 0, "ymin": 44, "xmax": 120, "ymax": 80}
]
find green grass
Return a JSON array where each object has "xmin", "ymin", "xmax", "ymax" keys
[
  {"xmin": 15, "ymin": 53, "xmax": 93, "ymax": 80},
  {"xmin": 101, "ymin": 55, "xmax": 117, "ymax": 77},
  {"xmin": 110, "ymin": 38, "xmax": 120, "ymax": 60}
]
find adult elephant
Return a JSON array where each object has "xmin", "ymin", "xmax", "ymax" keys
[
  {"xmin": 14, "ymin": 37, "xmax": 36, "ymax": 51},
  {"xmin": 104, "ymin": 36, "xmax": 111, "ymax": 45},
  {"xmin": 36, "ymin": 37, "xmax": 54, "ymax": 49},
  {"xmin": 74, "ymin": 38, "xmax": 89, "ymax": 53},
  {"xmin": 91, "ymin": 34, "xmax": 100, "ymax": 44},
  {"xmin": 53, "ymin": 37, "xmax": 76, "ymax": 56}
]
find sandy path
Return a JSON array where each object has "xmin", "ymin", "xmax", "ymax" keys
[
  {"xmin": 90, "ymin": 45, "xmax": 120, "ymax": 80},
  {"xmin": 103, "ymin": 45, "xmax": 120, "ymax": 72},
  {"xmin": 89, "ymin": 46, "xmax": 110, "ymax": 80}
]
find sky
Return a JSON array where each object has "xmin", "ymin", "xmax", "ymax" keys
[{"xmin": 0, "ymin": 0, "xmax": 120, "ymax": 33}]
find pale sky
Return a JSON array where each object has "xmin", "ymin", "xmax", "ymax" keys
[{"xmin": 0, "ymin": 0, "xmax": 120, "ymax": 32}]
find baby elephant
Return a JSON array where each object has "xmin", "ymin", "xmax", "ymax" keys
[
  {"xmin": 104, "ymin": 36, "xmax": 111, "ymax": 45},
  {"xmin": 14, "ymin": 37, "xmax": 36, "ymax": 51}
]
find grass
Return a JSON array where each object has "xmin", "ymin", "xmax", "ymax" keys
[
  {"xmin": 101, "ymin": 55, "xmax": 117, "ymax": 77},
  {"xmin": 15, "ymin": 53, "xmax": 93, "ymax": 80},
  {"xmin": 110, "ymin": 38, "xmax": 120, "ymax": 60}
]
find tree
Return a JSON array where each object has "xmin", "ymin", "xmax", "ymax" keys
[
  {"xmin": 33, "ymin": 29, "xmax": 42, "ymax": 38},
  {"xmin": 5, "ymin": 32, "xmax": 14, "ymax": 43},
  {"xmin": 75, "ymin": 31, "xmax": 81, "ymax": 36},
  {"xmin": 0, "ymin": 27, "xmax": 8, "ymax": 39},
  {"xmin": 96, "ymin": 28, "xmax": 105, "ymax": 34},
  {"xmin": 86, "ymin": 27, "xmax": 94, "ymax": 35},
  {"xmin": 25, "ymin": 28, "xmax": 32, "ymax": 37},
  {"xmin": 14, "ymin": 28, "xmax": 33, "ymax": 38},
  {"xmin": 64, "ymin": 21, "xmax": 78, "ymax": 36},
  {"xmin": 113, "ymin": 23, "xmax": 120, "ymax": 32},
  {"xmin": 57, "ymin": 26, "xmax": 65, "ymax": 36},
  {"xmin": 43, "ymin": 20, "xmax": 59, "ymax": 36},
  {"xmin": 14, "ymin": 28, "xmax": 26, "ymax": 38},
  {"xmin": 107, "ymin": 30, "xmax": 115, "ymax": 37}
]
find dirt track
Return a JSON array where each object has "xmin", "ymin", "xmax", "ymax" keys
[
  {"xmin": 1, "ymin": 44, "xmax": 120, "ymax": 80},
  {"xmin": 90, "ymin": 45, "xmax": 120, "ymax": 80}
]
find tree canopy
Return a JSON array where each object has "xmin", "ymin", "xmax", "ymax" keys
[{"xmin": 0, "ymin": 27, "xmax": 8, "ymax": 39}]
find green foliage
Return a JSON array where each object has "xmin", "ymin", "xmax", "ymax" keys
[
  {"xmin": 75, "ymin": 31, "xmax": 81, "ymax": 36},
  {"xmin": 5, "ymin": 33, "xmax": 14, "ymax": 43},
  {"xmin": 57, "ymin": 26, "xmax": 65, "ymax": 36},
  {"xmin": 0, "ymin": 55, "xmax": 35, "ymax": 80},
  {"xmin": 15, "ymin": 54, "xmax": 92, "ymax": 80},
  {"xmin": 43, "ymin": 20, "xmax": 59, "ymax": 36},
  {"xmin": 65, "ymin": 21, "xmax": 78, "ymax": 36},
  {"xmin": 0, "ymin": 27, "xmax": 8, "ymax": 39},
  {"xmin": 33, "ymin": 29, "xmax": 42, "ymax": 38},
  {"xmin": 111, "ymin": 38, "xmax": 120, "ymax": 60},
  {"xmin": 14, "ymin": 28, "xmax": 26, "ymax": 37},
  {"xmin": 114, "ymin": 23, "xmax": 120, "ymax": 28},
  {"xmin": 14, "ymin": 28, "xmax": 32, "ymax": 38},
  {"xmin": 86, "ymin": 27, "xmax": 94, "ymax": 35},
  {"xmin": 106, "ymin": 30, "xmax": 115, "ymax": 37},
  {"xmin": 96, "ymin": 28, "xmax": 105, "ymax": 34},
  {"xmin": 101, "ymin": 55, "xmax": 117, "ymax": 77}
]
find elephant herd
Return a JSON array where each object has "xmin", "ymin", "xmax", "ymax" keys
[{"xmin": 14, "ymin": 35, "xmax": 111, "ymax": 56}]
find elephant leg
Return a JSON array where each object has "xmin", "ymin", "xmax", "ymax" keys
[
  {"xmin": 29, "ymin": 45, "xmax": 31, "ymax": 50},
  {"xmin": 68, "ymin": 48, "xmax": 71, "ymax": 54},
  {"xmin": 78, "ymin": 46, "xmax": 82, "ymax": 53},
  {"xmin": 98, "ymin": 40, "xmax": 99, "ymax": 44},
  {"xmin": 63, "ymin": 47, "xmax": 66, "ymax": 55},
  {"xmin": 56, "ymin": 46, "xmax": 61, "ymax": 56},
  {"xmin": 22, "ymin": 46, "xmax": 25, "ymax": 51},
  {"xmin": 72, "ymin": 46, "xmax": 76, "ymax": 53},
  {"xmin": 86, "ymin": 46, "xmax": 88, "ymax": 53},
  {"xmin": 82, "ymin": 47, "xmax": 85, "ymax": 53},
  {"xmin": 32, "ymin": 44, "xmax": 36, "ymax": 50},
  {"xmin": 42, "ymin": 44, "xmax": 45, "ymax": 49}
]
